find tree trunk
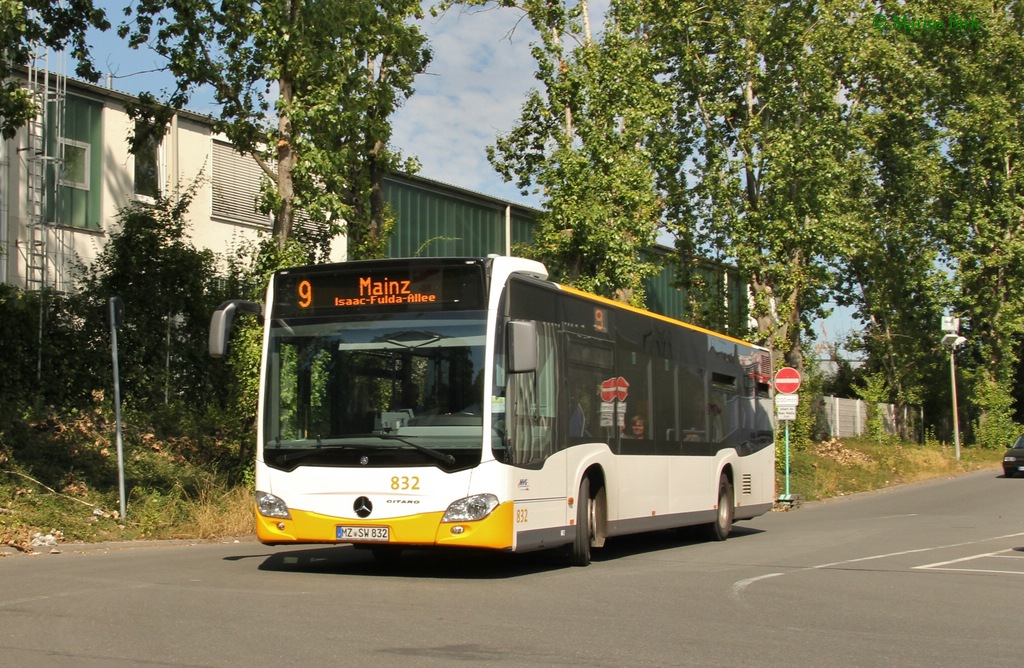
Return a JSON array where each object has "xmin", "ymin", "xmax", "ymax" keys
[{"xmin": 273, "ymin": 76, "xmax": 295, "ymax": 248}]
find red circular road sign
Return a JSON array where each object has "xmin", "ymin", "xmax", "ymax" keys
[
  {"xmin": 600, "ymin": 376, "xmax": 630, "ymax": 402},
  {"xmin": 774, "ymin": 367, "xmax": 801, "ymax": 394}
]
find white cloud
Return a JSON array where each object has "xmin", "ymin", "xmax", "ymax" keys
[{"xmin": 392, "ymin": 6, "xmax": 542, "ymax": 205}]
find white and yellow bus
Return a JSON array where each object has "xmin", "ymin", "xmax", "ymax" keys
[{"xmin": 210, "ymin": 256, "xmax": 776, "ymax": 565}]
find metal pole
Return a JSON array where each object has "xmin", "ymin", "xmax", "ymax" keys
[
  {"xmin": 785, "ymin": 420, "xmax": 791, "ymax": 498},
  {"xmin": 950, "ymin": 349, "xmax": 961, "ymax": 461},
  {"xmin": 109, "ymin": 298, "xmax": 126, "ymax": 519},
  {"xmin": 165, "ymin": 311, "xmax": 171, "ymax": 405}
]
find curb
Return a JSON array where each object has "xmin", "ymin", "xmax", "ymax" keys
[{"xmin": 1, "ymin": 534, "xmax": 258, "ymax": 557}]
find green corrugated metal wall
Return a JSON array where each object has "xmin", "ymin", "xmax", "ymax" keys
[
  {"xmin": 641, "ymin": 252, "xmax": 748, "ymax": 335},
  {"xmin": 384, "ymin": 176, "xmax": 535, "ymax": 257},
  {"xmin": 383, "ymin": 173, "xmax": 747, "ymax": 334}
]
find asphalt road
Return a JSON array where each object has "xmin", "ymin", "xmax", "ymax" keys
[{"xmin": 2, "ymin": 467, "xmax": 1022, "ymax": 667}]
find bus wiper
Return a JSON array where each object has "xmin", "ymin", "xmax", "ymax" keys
[
  {"xmin": 360, "ymin": 432, "xmax": 456, "ymax": 465},
  {"xmin": 272, "ymin": 443, "xmax": 357, "ymax": 464},
  {"xmin": 271, "ymin": 435, "xmax": 455, "ymax": 467}
]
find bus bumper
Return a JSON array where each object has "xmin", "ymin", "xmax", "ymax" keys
[{"xmin": 255, "ymin": 501, "xmax": 514, "ymax": 550}]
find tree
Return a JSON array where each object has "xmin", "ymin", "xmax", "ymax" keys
[
  {"xmin": 0, "ymin": 0, "xmax": 110, "ymax": 139},
  {"xmin": 647, "ymin": 0, "xmax": 873, "ymax": 371},
  {"xmin": 76, "ymin": 181, "xmax": 227, "ymax": 411},
  {"xmin": 444, "ymin": 0, "xmax": 666, "ymax": 304},
  {"xmin": 834, "ymin": 14, "xmax": 951, "ymax": 438},
  {"xmin": 118, "ymin": 0, "xmax": 430, "ymax": 258},
  {"xmin": 912, "ymin": 0, "xmax": 1024, "ymax": 445}
]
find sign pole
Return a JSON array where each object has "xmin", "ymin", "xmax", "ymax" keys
[
  {"xmin": 774, "ymin": 367, "xmax": 802, "ymax": 507},
  {"xmin": 785, "ymin": 420, "xmax": 791, "ymax": 498},
  {"xmin": 109, "ymin": 297, "xmax": 126, "ymax": 520}
]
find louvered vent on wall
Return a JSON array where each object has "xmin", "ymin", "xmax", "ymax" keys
[{"xmin": 211, "ymin": 139, "xmax": 271, "ymax": 228}]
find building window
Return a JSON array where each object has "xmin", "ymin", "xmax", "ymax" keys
[
  {"xmin": 53, "ymin": 94, "xmax": 102, "ymax": 230},
  {"xmin": 134, "ymin": 121, "xmax": 163, "ymax": 201},
  {"xmin": 60, "ymin": 139, "xmax": 90, "ymax": 190}
]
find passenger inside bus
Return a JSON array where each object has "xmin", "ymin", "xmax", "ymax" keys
[{"xmin": 623, "ymin": 415, "xmax": 646, "ymax": 439}]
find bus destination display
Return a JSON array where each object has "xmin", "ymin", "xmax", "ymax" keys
[
  {"xmin": 302, "ymin": 275, "xmax": 439, "ymax": 308},
  {"xmin": 273, "ymin": 262, "xmax": 486, "ymax": 316}
]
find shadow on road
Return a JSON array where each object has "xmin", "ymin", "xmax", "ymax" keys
[
  {"xmin": 239, "ymin": 523, "xmax": 764, "ymax": 578},
  {"xmin": 592, "ymin": 523, "xmax": 763, "ymax": 563}
]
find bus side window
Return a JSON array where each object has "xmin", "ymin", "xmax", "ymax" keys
[
  {"xmin": 506, "ymin": 321, "xmax": 559, "ymax": 465},
  {"xmin": 565, "ymin": 335, "xmax": 613, "ymax": 446}
]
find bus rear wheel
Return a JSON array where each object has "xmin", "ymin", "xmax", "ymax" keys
[
  {"xmin": 707, "ymin": 473, "xmax": 734, "ymax": 542},
  {"xmin": 569, "ymin": 477, "xmax": 594, "ymax": 567}
]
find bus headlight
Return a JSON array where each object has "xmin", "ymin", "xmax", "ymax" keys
[
  {"xmin": 442, "ymin": 494, "xmax": 499, "ymax": 522},
  {"xmin": 256, "ymin": 491, "xmax": 292, "ymax": 519}
]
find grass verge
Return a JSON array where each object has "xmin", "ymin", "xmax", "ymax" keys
[
  {"xmin": 1, "ymin": 434, "xmax": 1006, "ymax": 554},
  {"xmin": 779, "ymin": 436, "xmax": 1004, "ymax": 501}
]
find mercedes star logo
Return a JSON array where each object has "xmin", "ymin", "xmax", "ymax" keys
[{"xmin": 353, "ymin": 496, "xmax": 372, "ymax": 518}]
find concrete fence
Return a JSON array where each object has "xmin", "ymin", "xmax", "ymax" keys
[{"xmin": 812, "ymin": 396, "xmax": 922, "ymax": 441}]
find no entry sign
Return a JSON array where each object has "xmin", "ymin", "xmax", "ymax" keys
[
  {"xmin": 600, "ymin": 376, "xmax": 630, "ymax": 402},
  {"xmin": 774, "ymin": 367, "xmax": 801, "ymax": 394}
]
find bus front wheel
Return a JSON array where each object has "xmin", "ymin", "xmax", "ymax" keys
[
  {"xmin": 569, "ymin": 477, "xmax": 594, "ymax": 567},
  {"xmin": 707, "ymin": 473, "xmax": 734, "ymax": 542}
]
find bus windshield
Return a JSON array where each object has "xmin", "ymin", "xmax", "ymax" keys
[{"xmin": 263, "ymin": 312, "xmax": 487, "ymax": 470}]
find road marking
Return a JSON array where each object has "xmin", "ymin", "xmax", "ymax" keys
[
  {"xmin": 731, "ymin": 532, "xmax": 1024, "ymax": 596},
  {"xmin": 810, "ymin": 531, "xmax": 1024, "ymax": 570},
  {"xmin": 731, "ymin": 572, "xmax": 784, "ymax": 596},
  {"xmin": 915, "ymin": 548, "xmax": 1024, "ymax": 575}
]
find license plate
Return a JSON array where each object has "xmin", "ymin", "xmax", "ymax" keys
[
  {"xmin": 1018, "ymin": 466, "xmax": 1024, "ymax": 472},
  {"xmin": 336, "ymin": 526, "xmax": 389, "ymax": 542}
]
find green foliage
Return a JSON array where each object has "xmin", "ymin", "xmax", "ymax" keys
[
  {"xmin": 117, "ymin": 0, "xmax": 430, "ymax": 255},
  {"xmin": 0, "ymin": 285, "xmax": 108, "ymax": 411},
  {"xmin": 0, "ymin": 285, "xmax": 46, "ymax": 411},
  {"xmin": 0, "ymin": 397, "xmax": 253, "ymax": 545},
  {"xmin": 973, "ymin": 379, "xmax": 1020, "ymax": 449},
  {"xmin": 0, "ymin": 190, "xmax": 272, "ymax": 547},
  {"xmin": 441, "ymin": 0, "xmax": 1024, "ymax": 443},
  {"xmin": 854, "ymin": 372, "xmax": 890, "ymax": 442},
  {"xmin": 782, "ymin": 436, "xmax": 1002, "ymax": 502},
  {"xmin": 648, "ymin": 0, "xmax": 871, "ymax": 369},
  {"xmin": 217, "ymin": 237, "xmax": 312, "ymax": 465},
  {"xmin": 460, "ymin": 0, "xmax": 666, "ymax": 304},
  {"xmin": 925, "ymin": 2, "xmax": 1024, "ymax": 397},
  {"xmin": 820, "ymin": 343, "xmax": 864, "ymax": 399},
  {"xmin": 0, "ymin": 0, "xmax": 110, "ymax": 138},
  {"xmin": 789, "ymin": 356, "xmax": 825, "ymax": 451},
  {"xmin": 75, "ymin": 181, "xmax": 230, "ymax": 412}
]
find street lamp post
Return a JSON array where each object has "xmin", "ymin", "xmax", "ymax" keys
[{"xmin": 941, "ymin": 332, "xmax": 966, "ymax": 461}]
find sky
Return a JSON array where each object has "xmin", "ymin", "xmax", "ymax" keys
[{"xmin": 392, "ymin": 5, "xmax": 544, "ymax": 205}]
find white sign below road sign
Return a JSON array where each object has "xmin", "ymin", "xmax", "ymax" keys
[
  {"xmin": 776, "ymin": 406, "xmax": 797, "ymax": 421},
  {"xmin": 775, "ymin": 394, "xmax": 799, "ymax": 406}
]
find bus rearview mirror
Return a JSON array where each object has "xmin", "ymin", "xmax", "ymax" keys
[
  {"xmin": 507, "ymin": 320, "xmax": 537, "ymax": 373},
  {"xmin": 209, "ymin": 300, "xmax": 262, "ymax": 358}
]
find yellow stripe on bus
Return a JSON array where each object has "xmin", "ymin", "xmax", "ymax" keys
[
  {"xmin": 255, "ymin": 501, "xmax": 515, "ymax": 550},
  {"xmin": 557, "ymin": 283, "xmax": 761, "ymax": 349}
]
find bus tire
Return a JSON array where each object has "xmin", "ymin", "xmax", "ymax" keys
[
  {"xmin": 707, "ymin": 473, "xmax": 734, "ymax": 542},
  {"xmin": 569, "ymin": 477, "xmax": 593, "ymax": 567}
]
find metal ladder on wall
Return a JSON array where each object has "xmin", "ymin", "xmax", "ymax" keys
[{"xmin": 23, "ymin": 47, "xmax": 67, "ymax": 292}]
